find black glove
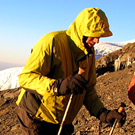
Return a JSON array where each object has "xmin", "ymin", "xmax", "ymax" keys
[
  {"xmin": 97, "ymin": 108, "xmax": 126, "ymax": 127},
  {"xmin": 53, "ymin": 74, "xmax": 87, "ymax": 96}
]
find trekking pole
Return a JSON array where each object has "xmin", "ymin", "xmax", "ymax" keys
[
  {"xmin": 109, "ymin": 102, "xmax": 126, "ymax": 135},
  {"xmin": 57, "ymin": 94, "xmax": 73, "ymax": 135},
  {"xmin": 57, "ymin": 67, "xmax": 85, "ymax": 135}
]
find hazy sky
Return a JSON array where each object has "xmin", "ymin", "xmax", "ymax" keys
[{"xmin": 0, "ymin": 0, "xmax": 135, "ymax": 65}]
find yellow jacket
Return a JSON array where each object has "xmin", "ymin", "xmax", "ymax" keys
[{"xmin": 16, "ymin": 8, "xmax": 112, "ymax": 125}]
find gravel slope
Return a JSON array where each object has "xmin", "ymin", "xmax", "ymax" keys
[{"xmin": 0, "ymin": 63, "xmax": 135, "ymax": 135}]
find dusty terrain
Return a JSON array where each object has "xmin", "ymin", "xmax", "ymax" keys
[
  {"xmin": 73, "ymin": 63, "xmax": 135, "ymax": 135},
  {"xmin": 0, "ymin": 42, "xmax": 135, "ymax": 135},
  {"xmin": 0, "ymin": 63, "xmax": 135, "ymax": 135}
]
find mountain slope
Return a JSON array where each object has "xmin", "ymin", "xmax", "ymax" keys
[
  {"xmin": 96, "ymin": 42, "xmax": 135, "ymax": 76},
  {"xmin": 94, "ymin": 39, "xmax": 135, "ymax": 59}
]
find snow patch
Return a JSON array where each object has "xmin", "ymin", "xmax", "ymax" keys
[{"xmin": 0, "ymin": 67, "xmax": 23, "ymax": 91}]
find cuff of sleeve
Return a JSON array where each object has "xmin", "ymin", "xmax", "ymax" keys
[
  {"xmin": 97, "ymin": 108, "xmax": 107, "ymax": 119},
  {"xmin": 97, "ymin": 108, "xmax": 111, "ymax": 123},
  {"xmin": 53, "ymin": 86, "xmax": 61, "ymax": 96},
  {"xmin": 53, "ymin": 79, "xmax": 63, "ymax": 96}
]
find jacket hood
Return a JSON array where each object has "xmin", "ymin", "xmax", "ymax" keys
[{"xmin": 66, "ymin": 8, "xmax": 113, "ymax": 54}]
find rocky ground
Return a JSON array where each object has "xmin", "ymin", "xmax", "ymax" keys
[
  {"xmin": 0, "ymin": 63, "xmax": 135, "ymax": 135},
  {"xmin": 73, "ymin": 63, "xmax": 135, "ymax": 135},
  {"xmin": 0, "ymin": 42, "xmax": 135, "ymax": 135}
]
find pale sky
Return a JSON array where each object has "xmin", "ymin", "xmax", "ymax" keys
[{"xmin": 0, "ymin": 0, "xmax": 135, "ymax": 65}]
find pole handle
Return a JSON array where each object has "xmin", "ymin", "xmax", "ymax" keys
[
  {"xmin": 78, "ymin": 67, "xmax": 85, "ymax": 75},
  {"xmin": 118, "ymin": 102, "xmax": 126, "ymax": 113}
]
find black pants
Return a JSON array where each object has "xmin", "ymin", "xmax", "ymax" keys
[{"xmin": 17, "ymin": 107, "xmax": 74, "ymax": 135}]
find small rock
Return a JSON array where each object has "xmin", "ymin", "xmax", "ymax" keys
[
  {"xmin": 76, "ymin": 131, "xmax": 80, "ymax": 135},
  {"xmin": 11, "ymin": 124, "xmax": 20, "ymax": 131},
  {"xmin": 90, "ymin": 126, "xmax": 96, "ymax": 131}
]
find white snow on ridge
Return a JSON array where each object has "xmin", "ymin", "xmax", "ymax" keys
[
  {"xmin": 0, "ymin": 67, "xmax": 23, "ymax": 91},
  {"xmin": 115, "ymin": 39, "xmax": 135, "ymax": 46},
  {"xmin": 94, "ymin": 39, "xmax": 135, "ymax": 59},
  {"xmin": 95, "ymin": 41, "xmax": 123, "ymax": 59},
  {"xmin": 0, "ymin": 39, "xmax": 135, "ymax": 91}
]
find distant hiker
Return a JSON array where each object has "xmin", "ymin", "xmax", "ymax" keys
[
  {"xmin": 16, "ymin": 8, "xmax": 126, "ymax": 135},
  {"xmin": 128, "ymin": 73, "xmax": 135, "ymax": 104}
]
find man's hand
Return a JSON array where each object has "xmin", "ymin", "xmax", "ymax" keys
[
  {"xmin": 53, "ymin": 74, "xmax": 87, "ymax": 96},
  {"xmin": 98, "ymin": 108, "xmax": 126, "ymax": 127}
]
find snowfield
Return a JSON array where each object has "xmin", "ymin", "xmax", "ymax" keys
[
  {"xmin": 0, "ymin": 39, "xmax": 135, "ymax": 91},
  {"xmin": 95, "ymin": 39, "xmax": 135, "ymax": 59},
  {"xmin": 0, "ymin": 67, "xmax": 23, "ymax": 90}
]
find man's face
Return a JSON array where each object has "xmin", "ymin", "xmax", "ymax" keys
[
  {"xmin": 85, "ymin": 37, "xmax": 100, "ymax": 48},
  {"xmin": 83, "ymin": 36, "xmax": 100, "ymax": 53}
]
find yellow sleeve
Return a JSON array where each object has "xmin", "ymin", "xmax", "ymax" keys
[{"xmin": 19, "ymin": 36, "xmax": 56, "ymax": 96}]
